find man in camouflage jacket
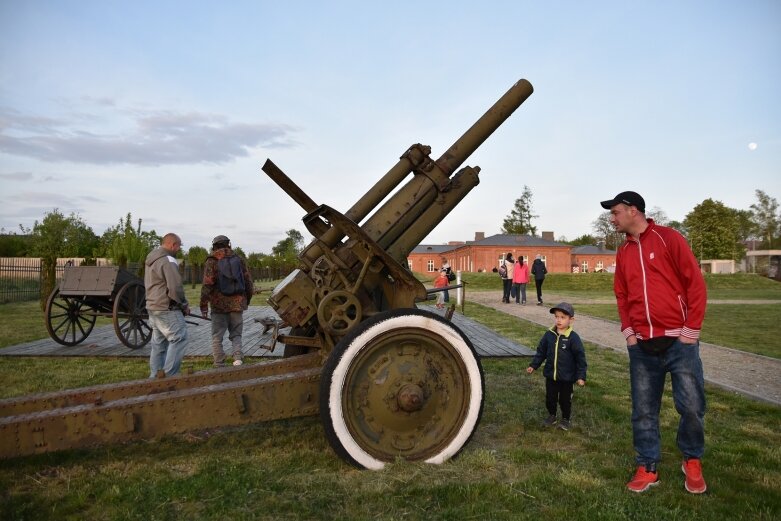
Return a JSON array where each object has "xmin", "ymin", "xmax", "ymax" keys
[{"xmin": 200, "ymin": 235, "xmax": 254, "ymax": 366}]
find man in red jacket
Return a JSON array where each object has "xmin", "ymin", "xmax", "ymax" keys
[{"xmin": 601, "ymin": 191, "xmax": 707, "ymax": 495}]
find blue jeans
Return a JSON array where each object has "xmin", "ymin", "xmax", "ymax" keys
[
  {"xmin": 628, "ymin": 339, "xmax": 706, "ymax": 465},
  {"xmin": 148, "ymin": 310, "xmax": 189, "ymax": 378},
  {"xmin": 211, "ymin": 311, "xmax": 244, "ymax": 364}
]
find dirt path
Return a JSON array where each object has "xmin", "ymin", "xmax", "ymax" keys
[{"xmin": 467, "ymin": 291, "xmax": 781, "ymax": 407}]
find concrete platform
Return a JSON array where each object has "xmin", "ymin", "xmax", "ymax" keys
[{"xmin": 0, "ymin": 306, "xmax": 533, "ymax": 360}]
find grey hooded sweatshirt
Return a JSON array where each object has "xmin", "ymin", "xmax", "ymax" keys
[{"xmin": 144, "ymin": 246, "xmax": 188, "ymax": 311}]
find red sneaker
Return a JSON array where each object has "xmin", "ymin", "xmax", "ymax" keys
[
  {"xmin": 626, "ymin": 465, "xmax": 659, "ymax": 493},
  {"xmin": 682, "ymin": 458, "xmax": 707, "ymax": 494}
]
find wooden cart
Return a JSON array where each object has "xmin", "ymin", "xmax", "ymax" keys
[{"xmin": 45, "ymin": 266, "xmax": 151, "ymax": 349}]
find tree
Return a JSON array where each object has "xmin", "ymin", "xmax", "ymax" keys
[
  {"xmin": 733, "ymin": 209, "xmax": 757, "ymax": 245},
  {"xmin": 646, "ymin": 206, "xmax": 669, "ymax": 226},
  {"xmin": 185, "ymin": 245, "xmax": 209, "ymax": 288},
  {"xmin": 0, "ymin": 228, "xmax": 32, "ymax": 256},
  {"xmin": 591, "ymin": 211, "xmax": 624, "ymax": 250},
  {"xmin": 750, "ymin": 189, "xmax": 779, "ymax": 249},
  {"xmin": 683, "ymin": 199, "xmax": 745, "ymax": 261},
  {"xmin": 271, "ymin": 229, "xmax": 305, "ymax": 267},
  {"xmin": 564, "ymin": 234, "xmax": 598, "ymax": 247},
  {"xmin": 667, "ymin": 220, "xmax": 687, "ymax": 237},
  {"xmin": 26, "ymin": 209, "xmax": 99, "ymax": 309},
  {"xmin": 501, "ymin": 186, "xmax": 538, "ymax": 236},
  {"xmin": 100, "ymin": 214, "xmax": 160, "ymax": 272}
]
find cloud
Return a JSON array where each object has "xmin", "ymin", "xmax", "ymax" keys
[
  {"xmin": 0, "ymin": 106, "xmax": 300, "ymax": 166},
  {"xmin": 0, "ymin": 171, "xmax": 34, "ymax": 181}
]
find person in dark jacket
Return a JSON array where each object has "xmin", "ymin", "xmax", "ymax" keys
[
  {"xmin": 526, "ymin": 302, "xmax": 587, "ymax": 431},
  {"xmin": 200, "ymin": 235, "xmax": 254, "ymax": 367},
  {"xmin": 530, "ymin": 254, "xmax": 547, "ymax": 305}
]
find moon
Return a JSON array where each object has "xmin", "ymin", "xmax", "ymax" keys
[{"xmin": 748, "ymin": 142, "xmax": 758, "ymax": 151}]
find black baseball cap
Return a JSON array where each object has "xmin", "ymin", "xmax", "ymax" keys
[
  {"xmin": 550, "ymin": 302, "xmax": 575, "ymax": 317},
  {"xmin": 600, "ymin": 191, "xmax": 646, "ymax": 213},
  {"xmin": 212, "ymin": 235, "xmax": 230, "ymax": 246}
]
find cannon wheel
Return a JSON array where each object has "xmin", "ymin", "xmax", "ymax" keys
[
  {"xmin": 45, "ymin": 287, "xmax": 97, "ymax": 346},
  {"xmin": 113, "ymin": 281, "xmax": 152, "ymax": 349},
  {"xmin": 319, "ymin": 308, "xmax": 484, "ymax": 469}
]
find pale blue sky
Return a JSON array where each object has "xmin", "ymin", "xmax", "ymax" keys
[{"xmin": 1, "ymin": 1, "xmax": 779, "ymax": 253}]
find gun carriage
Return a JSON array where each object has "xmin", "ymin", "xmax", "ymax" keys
[
  {"xmin": 45, "ymin": 266, "xmax": 151, "ymax": 349},
  {"xmin": 0, "ymin": 79, "xmax": 533, "ymax": 466}
]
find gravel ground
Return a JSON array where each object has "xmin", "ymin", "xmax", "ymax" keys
[{"xmin": 468, "ymin": 291, "xmax": 781, "ymax": 407}]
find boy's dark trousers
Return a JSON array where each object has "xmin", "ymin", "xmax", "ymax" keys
[{"xmin": 546, "ymin": 378, "xmax": 574, "ymax": 420}]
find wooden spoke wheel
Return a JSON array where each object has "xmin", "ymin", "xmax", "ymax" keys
[
  {"xmin": 113, "ymin": 281, "xmax": 152, "ymax": 349},
  {"xmin": 45, "ymin": 287, "xmax": 97, "ymax": 346},
  {"xmin": 319, "ymin": 308, "xmax": 484, "ymax": 469}
]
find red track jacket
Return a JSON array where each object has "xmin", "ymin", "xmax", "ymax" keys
[{"xmin": 614, "ymin": 220, "xmax": 707, "ymax": 341}]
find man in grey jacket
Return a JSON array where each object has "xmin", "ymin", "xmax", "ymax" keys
[{"xmin": 144, "ymin": 233, "xmax": 190, "ymax": 378}]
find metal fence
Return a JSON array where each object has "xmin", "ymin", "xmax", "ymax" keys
[{"xmin": 0, "ymin": 258, "xmax": 291, "ymax": 304}]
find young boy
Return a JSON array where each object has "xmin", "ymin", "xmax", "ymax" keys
[
  {"xmin": 434, "ymin": 269, "xmax": 449, "ymax": 308},
  {"xmin": 526, "ymin": 302, "xmax": 587, "ymax": 430}
]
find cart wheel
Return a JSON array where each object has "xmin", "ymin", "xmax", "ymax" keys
[
  {"xmin": 45, "ymin": 287, "xmax": 96, "ymax": 346},
  {"xmin": 319, "ymin": 308, "xmax": 484, "ymax": 469},
  {"xmin": 113, "ymin": 281, "xmax": 152, "ymax": 349}
]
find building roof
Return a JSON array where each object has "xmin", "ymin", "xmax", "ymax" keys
[
  {"xmin": 571, "ymin": 245, "xmax": 617, "ymax": 254},
  {"xmin": 466, "ymin": 233, "xmax": 569, "ymax": 247},
  {"xmin": 410, "ymin": 244, "xmax": 455, "ymax": 255}
]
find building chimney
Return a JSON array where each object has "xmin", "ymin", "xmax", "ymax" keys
[
  {"xmin": 542, "ymin": 231, "xmax": 554, "ymax": 242},
  {"xmin": 474, "ymin": 232, "xmax": 485, "ymax": 241}
]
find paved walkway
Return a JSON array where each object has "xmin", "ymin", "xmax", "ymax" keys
[
  {"xmin": 468, "ymin": 291, "xmax": 781, "ymax": 407},
  {"xmin": 0, "ymin": 305, "xmax": 533, "ymax": 360}
]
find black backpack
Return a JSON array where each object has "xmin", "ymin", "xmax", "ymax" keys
[{"xmin": 216, "ymin": 255, "xmax": 246, "ymax": 296}]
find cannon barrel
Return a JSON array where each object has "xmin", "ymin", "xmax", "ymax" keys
[{"xmin": 359, "ymin": 79, "xmax": 533, "ymax": 253}]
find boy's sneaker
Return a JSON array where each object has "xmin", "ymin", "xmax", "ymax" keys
[
  {"xmin": 682, "ymin": 458, "xmax": 707, "ymax": 494},
  {"xmin": 232, "ymin": 359, "xmax": 243, "ymax": 366},
  {"xmin": 558, "ymin": 418, "xmax": 571, "ymax": 431},
  {"xmin": 542, "ymin": 415, "xmax": 557, "ymax": 427},
  {"xmin": 626, "ymin": 464, "xmax": 659, "ymax": 493}
]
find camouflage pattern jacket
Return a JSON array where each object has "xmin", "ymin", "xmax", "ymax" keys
[{"xmin": 199, "ymin": 247, "xmax": 253, "ymax": 314}]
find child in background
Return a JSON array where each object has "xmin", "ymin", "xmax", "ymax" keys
[
  {"xmin": 526, "ymin": 302, "xmax": 587, "ymax": 430},
  {"xmin": 434, "ymin": 269, "xmax": 449, "ymax": 309}
]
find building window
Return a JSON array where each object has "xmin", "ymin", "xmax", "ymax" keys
[
  {"xmin": 581, "ymin": 260, "xmax": 588, "ymax": 273},
  {"xmin": 596, "ymin": 260, "xmax": 604, "ymax": 271},
  {"xmin": 407, "ymin": 258, "xmax": 413, "ymax": 270},
  {"xmin": 427, "ymin": 259, "xmax": 435, "ymax": 272},
  {"xmin": 541, "ymin": 255, "xmax": 547, "ymax": 266}
]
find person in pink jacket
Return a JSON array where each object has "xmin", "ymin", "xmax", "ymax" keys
[{"xmin": 512, "ymin": 257, "xmax": 529, "ymax": 304}]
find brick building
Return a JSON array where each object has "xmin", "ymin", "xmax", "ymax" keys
[
  {"xmin": 570, "ymin": 244, "xmax": 618, "ymax": 273},
  {"xmin": 407, "ymin": 232, "xmax": 617, "ymax": 274}
]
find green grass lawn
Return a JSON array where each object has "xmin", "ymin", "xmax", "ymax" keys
[
  {"xmin": 0, "ymin": 302, "xmax": 779, "ymax": 520},
  {"xmin": 0, "ymin": 277, "xmax": 779, "ymax": 519}
]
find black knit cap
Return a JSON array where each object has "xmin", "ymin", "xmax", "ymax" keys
[{"xmin": 600, "ymin": 191, "xmax": 645, "ymax": 213}]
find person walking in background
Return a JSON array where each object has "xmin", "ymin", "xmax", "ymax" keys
[
  {"xmin": 526, "ymin": 302, "xmax": 587, "ymax": 431},
  {"xmin": 500, "ymin": 253, "xmax": 515, "ymax": 303},
  {"xmin": 531, "ymin": 254, "xmax": 547, "ymax": 305},
  {"xmin": 441, "ymin": 258, "xmax": 454, "ymax": 302},
  {"xmin": 600, "ymin": 191, "xmax": 708, "ymax": 494},
  {"xmin": 144, "ymin": 233, "xmax": 190, "ymax": 378},
  {"xmin": 433, "ymin": 269, "xmax": 449, "ymax": 309},
  {"xmin": 200, "ymin": 235, "xmax": 254, "ymax": 367},
  {"xmin": 513, "ymin": 256, "xmax": 529, "ymax": 304}
]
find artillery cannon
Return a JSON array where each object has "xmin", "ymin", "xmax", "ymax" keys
[{"xmin": 0, "ymin": 79, "xmax": 533, "ymax": 466}]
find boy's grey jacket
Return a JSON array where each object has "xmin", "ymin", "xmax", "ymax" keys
[
  {"xmin": 144, "ymin": 246, "xmax": 188, "ymax": 311},
  {"xmin": 529, "ymin": 327, "xmax": 587, "ymax": 382}
]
